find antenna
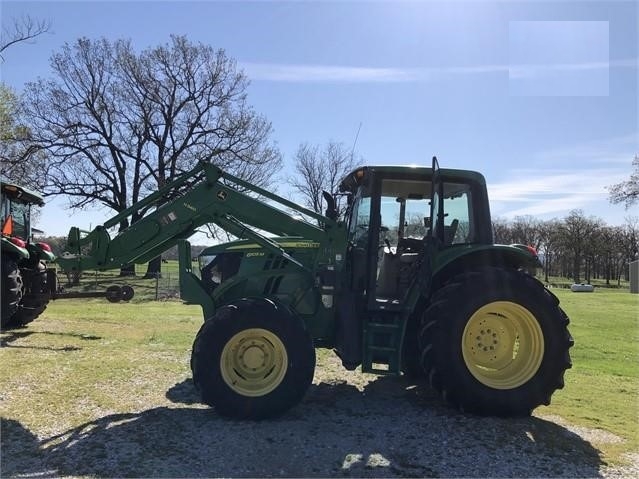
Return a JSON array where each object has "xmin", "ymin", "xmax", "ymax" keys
[{"xmin": 350, "ymin": 122, "xmax": 362, "ymax": 160}]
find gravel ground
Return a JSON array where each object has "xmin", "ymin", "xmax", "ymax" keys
[{"xmin": 2, "ymin": 352, "xmax": 637, "ymax": 478}]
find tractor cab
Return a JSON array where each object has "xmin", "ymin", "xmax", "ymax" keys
[
  {"xmin": 1, "ymin": 179, "xmax": 45, "ymax": 251},
  {"xmin": 335, "ymin": 160, "xmax": 493, "ymax": 373},
  {"xmin": 339, "ymin": 162, "xmax": 492, "ymax": 305}
]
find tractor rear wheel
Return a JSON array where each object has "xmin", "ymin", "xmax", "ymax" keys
[
  {"xmin": 419, "ymin": 267, "xmax": 573, "ymax": 416},
  {"xmin": 1, "ymin": 255, "xmax": 23, "ymax": 329},
  {"xmin": 191, "ymin": 297, "xmax": 316, "ymax": 419}
]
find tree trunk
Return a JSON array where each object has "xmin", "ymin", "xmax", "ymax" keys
[
  {"xmin": 572, "ymin": 255, "xmax": 581, "ymax": 283},
  {"xmin": 143, "ymin": 256, "xmax": 162, "ymax": 279},
  {"xmin": 119, "ymin": 264, "xmax": 136, "ymax": 277}
]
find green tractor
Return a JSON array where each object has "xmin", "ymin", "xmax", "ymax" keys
[
  {"xmin": 1, "ymin": 179, "xmax": 55, "ymax": 329},
  {"xmin": 58, "ymin": 157, "xmax": 573, "ymax": 419}
]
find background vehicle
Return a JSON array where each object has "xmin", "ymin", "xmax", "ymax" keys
[
  {"xmin": 1, "ymin": 179, "xmax": 54, "ymax": 328},
  {"xmin": 57, "ymin": 157, "xmax": 573, "ymax": 419}
]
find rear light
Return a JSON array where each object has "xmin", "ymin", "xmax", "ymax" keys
[
  {"xmin": 512, "ymin": 243, "xmax": 538, "ymax": 257},
  {"xmin": 10, "ymin": 237, "xmax": 27, "ymax": 248},
  {"xmin": 37, "ymin": 242, "xmax": 52, "ymax": 252}
]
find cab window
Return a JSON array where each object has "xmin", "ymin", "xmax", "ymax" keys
[{"xmin": 439, "ymin": 182, "xmax": 474, "ymax": 245}]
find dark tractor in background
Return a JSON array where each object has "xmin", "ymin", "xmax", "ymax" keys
[{"xmin": 1, "ymin": 179, "xmax": 55, "ymax": 329}]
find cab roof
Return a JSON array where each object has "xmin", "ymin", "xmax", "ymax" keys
[
  {"xmin": 0, "ymin": 178, "xmax": 44, "ymax": 206},
  {"xmin": 338, "ymin": 165, "xmax": 487, "ymax": 194}
]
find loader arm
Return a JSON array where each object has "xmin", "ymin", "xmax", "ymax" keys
[{"xmin": 57, "ymin": 161, "xmax": 338, "ymax": 273}]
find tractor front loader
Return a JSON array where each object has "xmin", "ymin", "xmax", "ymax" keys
[{"xmin": 56, "ymin": 157, "xmax": 573, "ymax": 419}]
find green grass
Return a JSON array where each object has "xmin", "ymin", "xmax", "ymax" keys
[
  {"xmin": 537, "ymin": 287, "xmax": 639, "ymax": 458},
  {"xmin": 57, "ymin": 260, "xmax": 184, "ymax": 301},
  {"xmin": 544, "ymin": 274, "xmax": 630, "ymax": 290},
  {"xmin": 1, "ymin": 300, "xmax": 204, "ymax": 432}
]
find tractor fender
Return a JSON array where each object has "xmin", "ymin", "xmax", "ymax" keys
[
  {"xmin": 1, "ymin": 237, "xmax": 29, "ymax": 259},
  {"xmin": 431, "ymin": 245, "xmax": 540, "ymax": 292},
  {"xmin": 27, "ymin": 243, "xmax": 56, "ymax": 263}
]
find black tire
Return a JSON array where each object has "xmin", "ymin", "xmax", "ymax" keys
[
  {"xmin": 191, "ymin": 297, "xmax": 316, "ymax": 419},
  {"xmin": 1, "ymin": 254, "xmax": 23, "ymax": 329},
  {"xmin": 419, "ymin": 267, "xmax": 573, "ymax": 417},
  {"xmin": 105, "ymin": 285, "xmax": 122, "ymax": 303},
  {"xmin": 11, "ymin": 261, "xmax": 50, "ymax": 327},
  {"xmin": 120, "ymin": 285, "xmax": 135, "ymax": 301},
  {"xmin": 402, "ymin": 313, "xmax": 424, "ymax": 380}
]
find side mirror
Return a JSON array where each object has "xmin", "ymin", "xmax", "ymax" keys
[{"xmin": 322, "ymin": 191, "xmax": 338, "ymax": 220}]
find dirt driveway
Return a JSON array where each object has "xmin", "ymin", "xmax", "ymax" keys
[{"xmin": 3, "ymin": 351, "xmax": 628, "ymax": 478}]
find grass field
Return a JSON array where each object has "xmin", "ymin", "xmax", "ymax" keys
[
  {"xmin": 57, "ymin": 261, "xmax": 184, "ymax": 302},
  {"xmin": 1, "ymin": 285, "xmax": 637, "ymax": 473},
  {"xmin": 541, "ymin": 287, "xmax": 639, "ymax": 459}
]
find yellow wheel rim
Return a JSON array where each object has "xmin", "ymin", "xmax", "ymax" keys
[
  {"xmin": 462, "ymin": 301, "xmax": 544, "ymax": 390},
  {"xmin": 220, "ymin": 328, "xmax": 288, "ymax": 397}
]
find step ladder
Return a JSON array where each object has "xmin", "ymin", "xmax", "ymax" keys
[{"xmin": 362, "ymin": 313, "xmax": 406, "ymax": 375}]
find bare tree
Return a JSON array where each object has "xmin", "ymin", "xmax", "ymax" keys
[
  {"xmin": 511, "ymin": 215, "xmax": 543, "ymax": 249},
  {"xmin": 491, "ymin": 217, "xmax": 515, "ymax": 244},
  {"xmin": 288, "ymin": 141, "xmax": 358, "ymax": 219},
  {"xmin": 537, "ymin": 219, "xmax": 562, "ymax": 283},
  {"xmin": 21, "ymin": 36, "xmax": 281, "ymax": 276},
  {"xmin": 618, "ymin": 217, "xmax": 639, "ymax": 284},
  {"xmin": 608, "ymin": 155, "xmax": 639, "ymax": 208},
  {"xmin": 0, "ymin": 15, "xmax": 51, "ymax": 59},
  {"xmin": 559, "ymin": 210, "xmax": 601, "ymax": 283}
]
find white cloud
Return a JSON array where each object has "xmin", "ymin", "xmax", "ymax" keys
[
  {"xmin": 532, "ymin": 132, "xmax": 638, "ymax": 167},
  {"xmin": 240, "ymin": 59, "xmax": 636, "ymax": 83},
  {"xmin": 489, "ymin": 133, "xmax": 637, "ymax": 220},
  {"xmin": 240, "ymin": 63, "xmax": 416, "ymax": 83},
  {"xmin": 500, "ymin": 194, "xmax": 596, "ymax": 218},
  {"xmin": 489, "ymin": 165, "xmax": 631, "ymax": 220},
  {"xmin": 508, "ymin": 58, "xmax": 636, "ymax": 80}
]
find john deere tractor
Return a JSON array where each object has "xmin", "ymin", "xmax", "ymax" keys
[
  {"xmin": 1, "ymin": 179, "xmax": 55, "ymax": 329},
  {"xmin": 58, "ymin": 157, "xmax": 573, "ymax": 419}
]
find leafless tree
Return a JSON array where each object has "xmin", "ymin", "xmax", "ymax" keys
[
  {"xmin": 288, "ymin": 141, "xmax": 358, "ymax": 219},
  {"xmin": 0, "ymin": 15, "xmax": 51, "ymax": 59},
  {"xmin": 537, "ymin": 219, "xmax": 562, "ymax": 283},
  {"xmin": 608, "ymin": 155, "xmax": 639, "ymax": 209},
  {"xmin": 558, "ymin": 210, "xmax": 601, "ymax": 283},
  {"xmin": 511, "ymin": 215, "xmax": 543, "ymax": 249},
  {"xmin": 491, "ymin": 217, "xmax": 515, "ymax": 244},
  {"xmin": 21, "ymin": 36, "xmax": 281, "ymax": 276}
]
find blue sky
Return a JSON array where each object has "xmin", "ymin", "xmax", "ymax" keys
[{"xmin": 1, "ymin": 0, "xmax": 637, "ymax": 239}]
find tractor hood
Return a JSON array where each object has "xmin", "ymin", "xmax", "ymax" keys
[{"xmin": 199, "ymin": 237, "xmax": 321, "ymax": 257}]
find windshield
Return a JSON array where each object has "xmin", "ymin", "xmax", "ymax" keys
[
  {"xmin": 1, "ymin": 199, "xmax": 30, "ymax": 240},
  {"xmin": 379, "ymin": 178, "xmax": 431, "ymax": 245}
]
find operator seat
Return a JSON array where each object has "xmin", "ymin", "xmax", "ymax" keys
[{"xmin": 443, "ymin": 219, "xmax": 459, "ymax": 245}]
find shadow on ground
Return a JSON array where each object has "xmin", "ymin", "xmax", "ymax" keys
[
  {"xmin": 2, "ymin": 376, "xmax": 605, "ymax": 478},
  {"xmin": 0, "ymin": 329, "xmax": 101, "ymax": 351}
]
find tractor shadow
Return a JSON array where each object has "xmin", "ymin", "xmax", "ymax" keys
[
  {"xmin": 3, "ymin": 376, "xmax": 605, "ymax": 478},
  {"xmin": 0, "ymin": 329, "xmax": 101, "ymax": 351}
]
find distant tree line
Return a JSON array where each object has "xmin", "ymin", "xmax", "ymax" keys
[{"xmin": 492, "ymin": 211, "xmax": 638, "ymax": 286}]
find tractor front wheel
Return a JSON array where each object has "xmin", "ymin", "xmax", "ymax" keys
[
  {"xmin": 419, "ymin": 267, "xmax": 573, "ymax": 416},
  {"xmin": 11, "ymin": 261, "xmax": 50, "ymax": 327},
  {"xmin": 1, "ymin": 255, "xmax": 23, "ymax": 329},
  {"xmin": 191, "ymin": 298, "xmax": 316, "ymax": 419}
]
